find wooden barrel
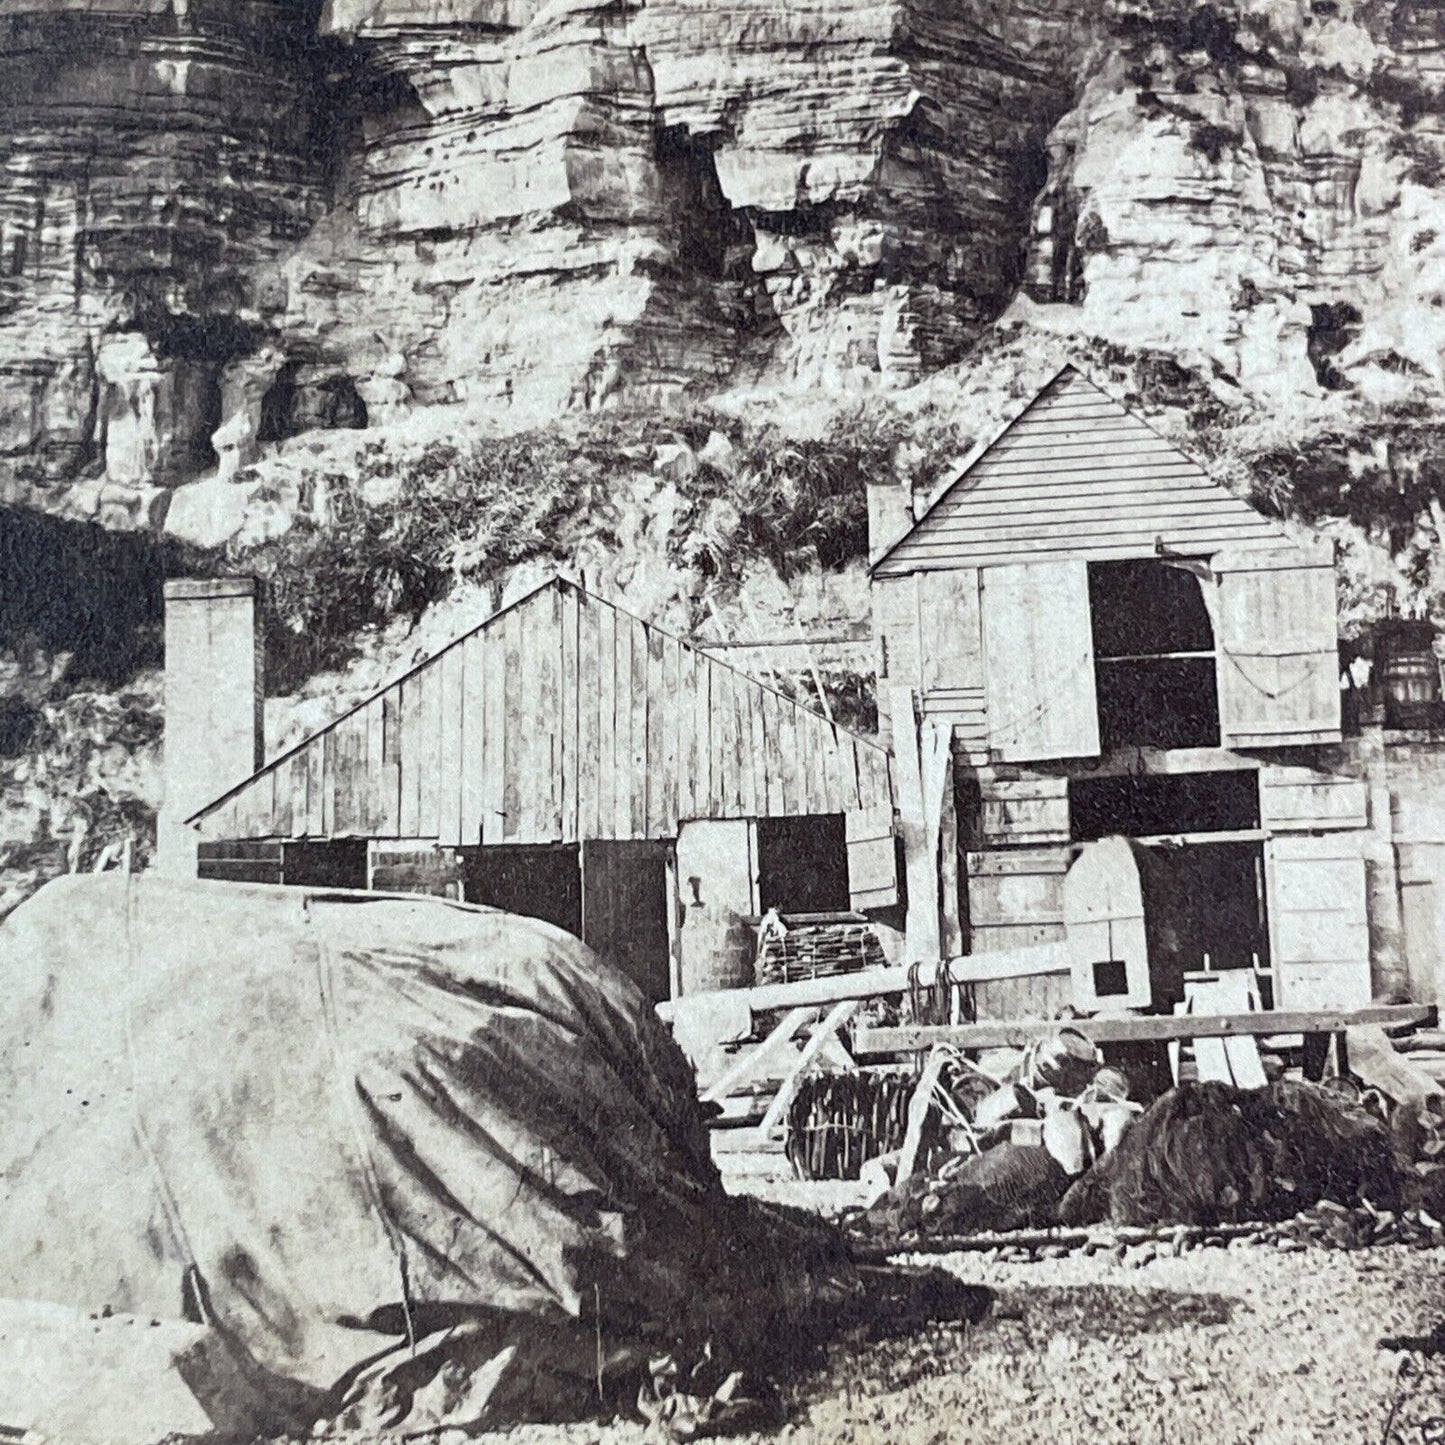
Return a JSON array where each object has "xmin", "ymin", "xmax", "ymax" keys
[
  {"xmin": 679, "ymin": 902, "xmax": 756, "ymax": 994},
  {"xmin": 1376, "ymin": 621, "xmax": 1443, "ymax": 729}
]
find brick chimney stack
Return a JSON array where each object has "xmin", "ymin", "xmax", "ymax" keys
[{"xmin": 155, "ymin": 577, "xmax": 264, "ymax": 874}]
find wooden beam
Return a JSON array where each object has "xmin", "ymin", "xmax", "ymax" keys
[
  {"xmin": 854, "ymin": 1004, "xmax": 1434, "ymax": 1054},
  {"xmin": 892, "ymin": 686, "xmax": 941, "ymax": 962},
  {"xmin": 700, "ymin": 1006, "xmax": 814, "ymax": 1105},
  {"xmin": 757, "ymin": 999, "xmax": 859, "ymax": 1136},
  {"xmin": 656, "ymin": 943, "xmax": 1072, "ymax": 1023}
]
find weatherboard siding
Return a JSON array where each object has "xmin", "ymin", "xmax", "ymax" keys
[
  {"xmin": 190, "ymin": 581, "xmax": 894, "ymax": 846},
  {"xmin": 873, "ymin": 368, "xmax": 1281, "ymax": 576}
]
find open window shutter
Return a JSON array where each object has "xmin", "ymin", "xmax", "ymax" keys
[
  {"xmin": 1266, "ymin": 834, "xmax": 1372, "ymax": 1010},
  {"xmin": 846, "ymin": 804, "xmax": 898, "ymax": 910},
  {"xmin": 981, "ymin": 560, "xmax": 1099, "ymax": 762},
  {"xmin": 1213, "ymin": 544, "xmax": 1341, "ymax": 748}
]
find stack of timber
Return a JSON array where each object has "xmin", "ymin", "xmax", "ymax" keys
[{"xmin": 755, "ymin": 915, "xmax": 888, "ymax": 987}]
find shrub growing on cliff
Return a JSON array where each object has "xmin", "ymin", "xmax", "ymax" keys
[{"xmin": 229, "ymin": 400, "xmax": 952, "ymax": 691}]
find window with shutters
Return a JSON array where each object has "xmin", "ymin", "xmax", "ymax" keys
[{"xmin": 1088, "ymin": 560, "xmax": 1220, "ymax": 750}]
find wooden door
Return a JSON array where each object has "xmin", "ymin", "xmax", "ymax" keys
[
  {"xmin": 965, "ymin": 846, "xmax": 1074, "ymax": 1018},
  {"xmin": 1265, "ymin": 834, "xmax": 1371, "ymax": 1009},
  {"xmin": 1213, "ymin": 544, "xmax": 1342, "ymax": 748},
  {"xmin": 582, "ymin": 840, "xmax": 672, "ymax": 1003},
  {"xmin": 981, "ymin": 560, "xmax": 1100, "ymax": 762},
  {"xmin": 1062, "ymin": 837, "xmax": 1151, "ymax": 1011}
]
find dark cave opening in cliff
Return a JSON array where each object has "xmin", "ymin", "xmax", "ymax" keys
[
  {"xmin": 1307, "ymin": 302, "xmax": 1361, "ymax": 391},
  {"xmin": 655, "ymin": 124, "xmax": 755, "ymax": 282},
  {"xmin": 0, "ymin": 508, "xmax": 195, "ymax": 685},
  {"xmin": 259, "ymin": 365, "xmax": 368, "ymax": 441},
  {"xmin": 133, "ymin": 311, "xmax": 268, "ymax": 475}
]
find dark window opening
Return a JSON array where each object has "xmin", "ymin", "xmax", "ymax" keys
[
  {"xmin": 196, "ymin": 839, "xmax": 283, "ymax": 885},
  {"xmin": 282, "ymin": 839, "xmax": 369, "ymax": 890},
  {"xmin": 1070, "ymin": 770, "xmax": 1260, "ymax": 842},
  {"xmin": 1093, "ymin": 959, "xmax": 1130, "ymax": 998},
  {"xmin": 757, "ymin": 814, "xmax": 851, "ymax": 914},
  {"xmin": 463, "ymin": 844, "xmax": 582, "ymax": 938},
  {"xmin": 1089, "ymin": 560, "xmax": 1220, "ymax": 750}
]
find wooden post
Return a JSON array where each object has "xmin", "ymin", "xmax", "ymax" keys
[
  {"xmin": 938, "ymin": 757, "xmax": 962, "ymax": 1020},
  {"xmin": 891, "ymin": 687, "xmax": 941, "ymax": 963},
  {"xmin": 664, "ymin": 849, "xmax": 683, "ymax": 1001}
]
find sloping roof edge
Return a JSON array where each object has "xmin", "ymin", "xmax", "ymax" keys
[
  {"xmin": 869, "ymin": 356, "xmax": 1286, "ymax": 577},
  {"xmin": 186, "ymin": 575, "xmax": 890, "ymax": 828}
]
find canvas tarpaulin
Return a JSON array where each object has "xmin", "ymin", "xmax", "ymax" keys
[{"xmin": 0, "ymin": 875, "xmax": 832, "ymax": 1432}]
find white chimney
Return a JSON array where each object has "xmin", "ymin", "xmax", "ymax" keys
[
  {"xmin": 867, "ymin": 478, "xmax": 913, "ymax": 565},
  {"xmin": 155, "ymin": 577, "xmax": 264, "ymax": 874}
]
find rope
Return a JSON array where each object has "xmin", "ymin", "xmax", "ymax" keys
[{"xmin": 1219, "ymin": 646, "xmax": 1328, "ymax": 703}]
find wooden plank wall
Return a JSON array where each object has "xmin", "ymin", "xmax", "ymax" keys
[
  {"xmin": 966, "ymin": 847, "xmax": 1075, "ymax": 1019},
  {"xmin": 874, "ymin": 367, "xmax": 1281, "ymax": 576},
  {"xmin": 193, "ymin": 581, "xmax": 894, "ymax": 845}
]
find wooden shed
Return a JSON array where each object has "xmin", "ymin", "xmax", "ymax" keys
[
  {"xmin": 871, "ymin": 363, "xmax": 1375, "ymax": 1018},
  {"xmin": 177, "ymin": 577, "xmax": 897, "ymax": 1002}
]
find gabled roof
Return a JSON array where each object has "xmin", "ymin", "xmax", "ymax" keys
[
  {"xmin": 872, "ymin": 363, "xmax": 1285, "ymax": 577},
  {"xmin": 188, "ymin": 577, "xmax": 894, "ymax": 847}
]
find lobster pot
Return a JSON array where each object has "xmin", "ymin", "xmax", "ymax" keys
[
  {"xmin": 679, "ymin": 903, "xmax": 755, "ymax": 995},
  {"xmin": 755, "ymin": 916, "xmax": 887, "ymax": 987},
  {"xmin": 784, "ymin": 1073, "xmax": 917, "ymax": 1182}
]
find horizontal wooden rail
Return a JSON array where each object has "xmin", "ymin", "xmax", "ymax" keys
[
  {"xmin": 854, "ymin": 1004, "xmax": 1435, "ymax": 1054},
  {"xmin": 657, "ymin": 943, "xmax": 1072, "ymax": 1023}
]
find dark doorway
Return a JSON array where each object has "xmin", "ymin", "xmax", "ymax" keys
[
  {"xmin": 1134, "ymin": 840, "xmax": 1271, "ymax": 1010},
  {"xmin": 1070, "ymin": 771, "xmax": 1260, "ymax": 842},
  {"xmin": 756, "ymin": 814, "xmax": 850, "ymax": 914},
  {"xmin": 582, "ymin": 840, "xmax": 672, "ymax": 1003},
  {"xmin": 462, "ymin": 844, "xmax": 582, "ymax": 937},
  {"xmin": 1089, "ymin": 560, "xmax": 1220, "ymax": 750},
  {"xmin": 282, "ymin": 839, "xmax": 369, "ymax": 890}
]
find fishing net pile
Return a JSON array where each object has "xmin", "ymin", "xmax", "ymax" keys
[
  {"xmin": 0, "ymin": 875, "xmax": 850, "ymax": 1438},
  {"xmin": 845, "ymin": 1027, "xmax": 1408, "ymax": 1246},
  {"xmin": 1059, "ymin": 1079, "xmax": 1405, "ymax": 1227}
]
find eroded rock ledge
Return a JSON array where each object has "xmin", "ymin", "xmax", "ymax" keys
[{"xmin": 0, "ymin": 0, "xmax": 1441, "ymax": 545}]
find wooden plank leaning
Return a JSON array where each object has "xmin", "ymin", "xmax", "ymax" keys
[
  {"xmin": 700, "ymin": 1007, "xmax": 815, "ymax": 1106},
  {"xmin": 757, "ymin": 1000, "xmax": 860, "ymax": 1137}
]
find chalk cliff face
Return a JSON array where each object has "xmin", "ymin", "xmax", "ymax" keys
[
  {"xmin": 6, "ymin": 0, "xmax": 1443, "ymax": 531},
  {"xmin": 0, "ymin": 0, "xmax": 1100, "ymax": 525},
  {"xmin": 1025, "ymin": 0, "xmax": 1445, "ymax": 413},
  {"xmin": 0, "ymin": 3, "xmax": 329, "ymax": 523},
  {"xmin": 0, "ymin": 0, "xmax": 1439, "ymax": 575}
]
